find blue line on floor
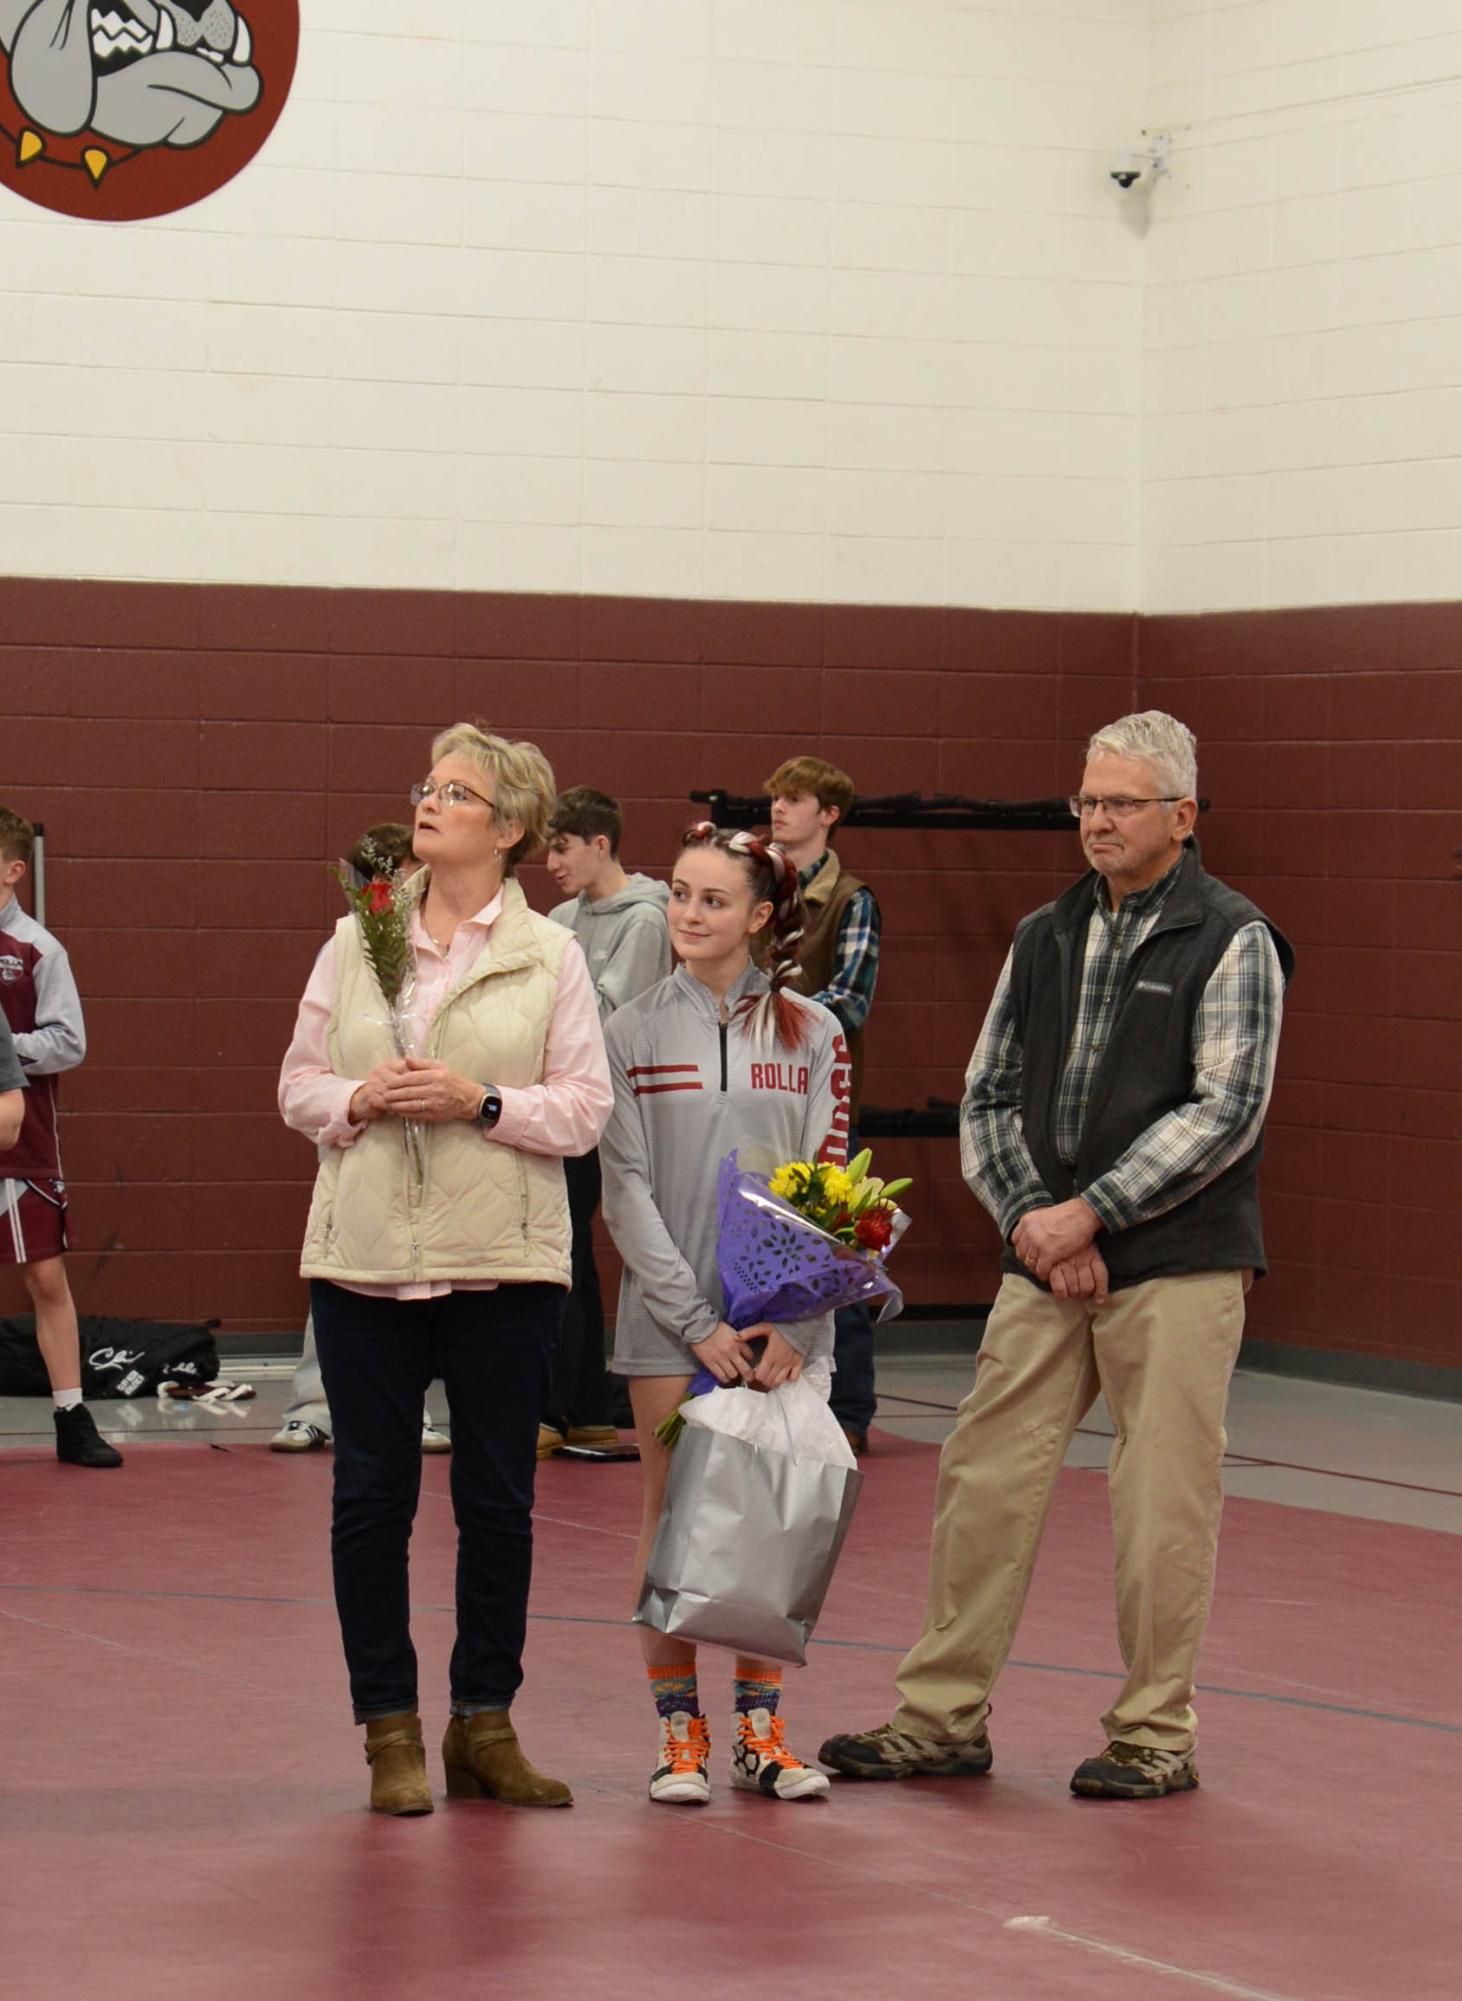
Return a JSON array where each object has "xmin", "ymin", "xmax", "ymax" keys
[{"xmin": 3, "ymin": 1581, "xmax": 1458, "ymax": 1739}]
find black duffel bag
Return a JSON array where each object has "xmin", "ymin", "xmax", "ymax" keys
[{"xmin": 0, "ymin": 1315, "xmax": 221, "ymax": 1399}]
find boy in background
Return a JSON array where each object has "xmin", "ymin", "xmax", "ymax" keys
[
  {"xmin": 764, "ymin": 758, "xmax": 882, "ymax": 1454},
  {"xmin": 543, "ymin": 787, "xmax": 670, "ymax": 1455},
  {"xmin": 0, "ymin": 806, "xmax": 121, "ymax": 1467}
]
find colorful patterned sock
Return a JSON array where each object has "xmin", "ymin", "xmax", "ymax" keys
[
  {"xmin": 647, "ymin": 1663, "xmax": 700, "ymax": 1719},
  {"xmin": 733, "ymin": 1667, "xmax": 783, "ymax": 1717}
]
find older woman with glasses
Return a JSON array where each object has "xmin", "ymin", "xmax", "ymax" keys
[{"xmin": 280, "ymin": 723, "xmax": 612, "ymax": 1816}]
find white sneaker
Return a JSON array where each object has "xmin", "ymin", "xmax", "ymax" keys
[
  {"xmin": 270, "ymin": 1420, "xmax": 330, "ymax": 1453},
  {"xmin": 421, "ymin": 1420, "xmax": 451, "ymax": 1455},
  {"xmin": 649, "ymin": 1711, "xmax": 710, "ymax": 1805},
  {"xmin": 730, "ymin": 1709, "xmax": 831, "ymax": 1800}
]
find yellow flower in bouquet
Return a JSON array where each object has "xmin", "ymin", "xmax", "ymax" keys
[{"xmin": 767, "ymin": 1149, "xmax": 910, "ymax": 1247}]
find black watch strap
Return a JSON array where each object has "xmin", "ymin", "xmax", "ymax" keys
[{"xmin": 476, "ymin": 1086, "xmax": 503, "ymax": 1129}]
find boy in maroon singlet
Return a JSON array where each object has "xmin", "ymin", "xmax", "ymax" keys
[{"xmin": 0, "ymin": 807, "xmax": 121, "ymax": 1467}]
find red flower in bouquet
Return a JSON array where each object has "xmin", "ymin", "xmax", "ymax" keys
[
  {"xmin": 330, "ymin": 846, "xmax": 424, "ymax": 1187},
  {"xmin": 854, "ymin": 1208, "xmax": 894, "ymax": 1253}
]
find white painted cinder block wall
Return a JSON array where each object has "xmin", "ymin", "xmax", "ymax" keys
[
  {"xmin": 0, "ymin": 0, "xmax": 1147, "ymax": 607},
  {"xmin": 1142, "ymin": 0, "xmax": 1462, "ymax": 611},
  {"xmin": 1, "ymin": 2, "xmax": 1456, "ymax": 614}
]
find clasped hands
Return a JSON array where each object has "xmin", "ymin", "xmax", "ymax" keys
[
  {"xmin": 690, "ymin": 1321, "xmax": 803, "ymax": 1391},
  {"xmin": 349, "ymin": 1055, "xmax": 481, "ymax": 1128},
  {"xmin": 1011, "ymin": 1197, "xmax": 1109, "ymax": 1302}
]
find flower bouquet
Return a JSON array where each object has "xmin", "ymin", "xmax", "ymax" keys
[
  {"xmin": 656, "ymin": 1147, "xmax": 911, "ymax": 1445},
  {"xmin": 332, "ymin": 843, "xmax": 426, "ymax": 1187}
]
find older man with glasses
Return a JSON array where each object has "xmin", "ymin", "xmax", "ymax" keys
[{"xmin": 821, "ymin": 711, "xmax": 1292, "ymax": 1801}]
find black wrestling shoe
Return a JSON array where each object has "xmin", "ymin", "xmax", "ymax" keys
[{"xmin": 54, "ymin": 1404, "xmax": 124, "ymax": 1468}]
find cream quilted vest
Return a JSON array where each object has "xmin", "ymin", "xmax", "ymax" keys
[{"xmin": 299, "ymin": 878, "xmax": 572, "ymax": 1288}]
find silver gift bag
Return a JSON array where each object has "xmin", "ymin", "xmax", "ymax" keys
[{"xmin": 634, "ymin": 1420, "xmax": 864, "ymax": 1667}]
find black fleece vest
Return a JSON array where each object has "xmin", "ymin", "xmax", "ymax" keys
[{"xmin": 1006, "ymin": 843, "xmax": 1294, "ymax": 1289}]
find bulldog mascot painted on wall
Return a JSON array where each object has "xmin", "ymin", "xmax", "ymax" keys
[{"xmin": 0, "ymin": 0, "xmax": 297, "ymax": 219}]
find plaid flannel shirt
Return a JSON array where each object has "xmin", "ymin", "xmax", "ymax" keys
[
  {"xmin": 962, "ymin": 869, "xmax": 1284, "ymax": 1239},
  {"xmin": 799, "ymin": 857, "xmax": 880, "ymax": 1038}
]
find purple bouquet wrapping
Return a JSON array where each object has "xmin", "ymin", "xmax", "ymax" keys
[
  {"xmin": 661, "ymin": 1152, "xmax": 909, "ymax": 1428},
  {"xmin": 716, "ymin": 1151, "xmax": 905, "ymax": 1331}
]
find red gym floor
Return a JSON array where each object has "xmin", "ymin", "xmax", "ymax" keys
[{"xmin": 2, "ymin": 1428, "xmax": 1458, "ymax": 2001}]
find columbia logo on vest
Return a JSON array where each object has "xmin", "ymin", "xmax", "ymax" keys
[{"xmin": 1134, "ymin": 979, "xmax": 1174, "ymax": 996}]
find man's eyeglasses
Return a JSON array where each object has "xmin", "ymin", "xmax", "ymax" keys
[
  {"xmin": 411, "ymin": 779, "xmax": 494, "ymax": 811},
  {"xmin": 1068, "ymin": 794, "xmax": 1182, "ymax": 820}
]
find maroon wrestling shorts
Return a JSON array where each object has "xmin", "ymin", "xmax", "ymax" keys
[{"xmin": 0, "ymin": 1179, "xmax": 69, "ymax": 1265}]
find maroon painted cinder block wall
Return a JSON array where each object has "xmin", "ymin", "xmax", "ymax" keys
[
  {"xmin": 2, "ymin": 579, "xmax": 1458, "ymax": 1373},
  {"xmin": 1142, "ymin": 604, "xmax": 1462, "ymax": 1374}
]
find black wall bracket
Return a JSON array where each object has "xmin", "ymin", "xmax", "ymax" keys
[{"xmin": 691, "ymin": 789, "xmax": 1078, "ymax": 833}]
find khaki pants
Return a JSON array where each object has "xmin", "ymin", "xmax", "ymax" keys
[{"xmin": 891, "ymin": 1269, "xmax": 1247, "ymax": 1754}]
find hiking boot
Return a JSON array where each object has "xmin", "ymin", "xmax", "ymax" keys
[
  {"xmin": 842, "ymin": 1426, "xmax": 869, "ymax": 1456},
  {"xmin": 270, "ymin": 1420, "xmax": 330, "ymax": 1453},
  {"xmin": 537, "ymin": 1424, "xmax": 565, "ymax": 1460},
  {"xmin": 1071, "ymin": 1741, "xmax": 1198, "ymax": 1799},
  {"xmin": 818, "ymin": 1721, "xmax": 993, "ymax": 1782},
  {"xmin": 54, "ymin": 1405, "xmax": 123, "ymax": 1468},
  {"xmin": 564, "ymin": 1425, "xmax": 621, "ymax": 1451},
  {"xmin": 421, "ymin": 1420, "xmax": 451, "ymax": 1455},
  {"xmin": 649, "ymin": 1711, "xmax": 710, "ymax": 1805},
  {"xmin": 364, "ymin": 1711, "xmax": 433, "ymax": 1816},
  {"xmin": 731, "ymin": 1710, "xmax": 830, "ymax": 1801}
]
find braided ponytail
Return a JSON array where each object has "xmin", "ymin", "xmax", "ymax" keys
[{"xmin": 679, "ymin": 823, "xmax": 812, "ymax": 1050}]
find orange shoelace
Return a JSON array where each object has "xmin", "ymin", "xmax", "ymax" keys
[
  {"xmin": 664, "ymin": 1715, "xmax": 710, "ymax": 1774},
  {"xmin": 736, "ymin": 1713, "xmax": 803, "ymax": 1769}
]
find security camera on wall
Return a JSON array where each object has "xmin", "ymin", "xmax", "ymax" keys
[{"xmin": 1109, "ymin": 134, "xmax": 1171, "ymax": 192}]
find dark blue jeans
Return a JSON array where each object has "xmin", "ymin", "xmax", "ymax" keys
[
  {"xmin": 830, "ymin": 1296, "xmax": 877, "ymax": 1432},
  {"xmin": 830, "ymin": 1125, "xmax": 878, "ymax": 1433},
  {"xmin": 311, "ymin": 1279, "xmax": 563, "ymax": 1722},
  {"xmin": 546, "ymin": 1148, "xmax": 611, "ymax": 1431}
]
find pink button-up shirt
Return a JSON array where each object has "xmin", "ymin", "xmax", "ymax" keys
[{"xmin": 279, "ymin": 890, "xmax": 612, "ymax": 1298}]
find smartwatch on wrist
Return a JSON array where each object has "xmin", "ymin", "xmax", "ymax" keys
[{"xmin": 476, "ymin": 1085, "xmax": 503, "ymax": 1129}]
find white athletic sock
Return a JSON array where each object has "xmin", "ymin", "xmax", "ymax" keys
[{"xmin": 53, "ymin": 1388, "xmax": 83, "ymax": 1411}]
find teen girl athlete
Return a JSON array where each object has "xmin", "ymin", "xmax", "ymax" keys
[{"xmin": 601, "ymin": 824, "xmax": 851, "ymax": 1806}]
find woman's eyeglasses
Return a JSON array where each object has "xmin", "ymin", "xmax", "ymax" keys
[{"xmin": 411, "ymin": 779, "xmax": 494, "ymax": 811}]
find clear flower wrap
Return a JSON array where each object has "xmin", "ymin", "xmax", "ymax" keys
[{"xmin": 333, "ymin": 853, "xmax": 426, "ymax": 1192}]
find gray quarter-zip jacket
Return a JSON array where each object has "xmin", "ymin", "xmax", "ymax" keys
[
  {"xmin": 548, "ymin": 873, "xmax": 671, "ymax": 1021},
  {"xmin": 601, "ymin": 963, "xmax": 852, "ymax": 1375}
]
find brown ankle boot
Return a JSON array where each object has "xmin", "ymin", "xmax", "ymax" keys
[
  {"xmin": 364, "ymin": 1711, "xmax": 434, "ymax": 1816},
  {"xmin": 442, "ymin": 1713, "xmax": 572, "ymax": 1807}
]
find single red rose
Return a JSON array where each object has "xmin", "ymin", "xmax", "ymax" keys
[
  {"xmin": 855, "ymin": 1209, "xmax": 893, "ymax": 1252},
  {"xmin": 365, "ymin": 879, "xmax": 393, "ymax": 915}
]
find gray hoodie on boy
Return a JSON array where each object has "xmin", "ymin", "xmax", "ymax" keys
[{"xmin": 549, "ymin": 873, "xmax": 671, "ymax": 1021}]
